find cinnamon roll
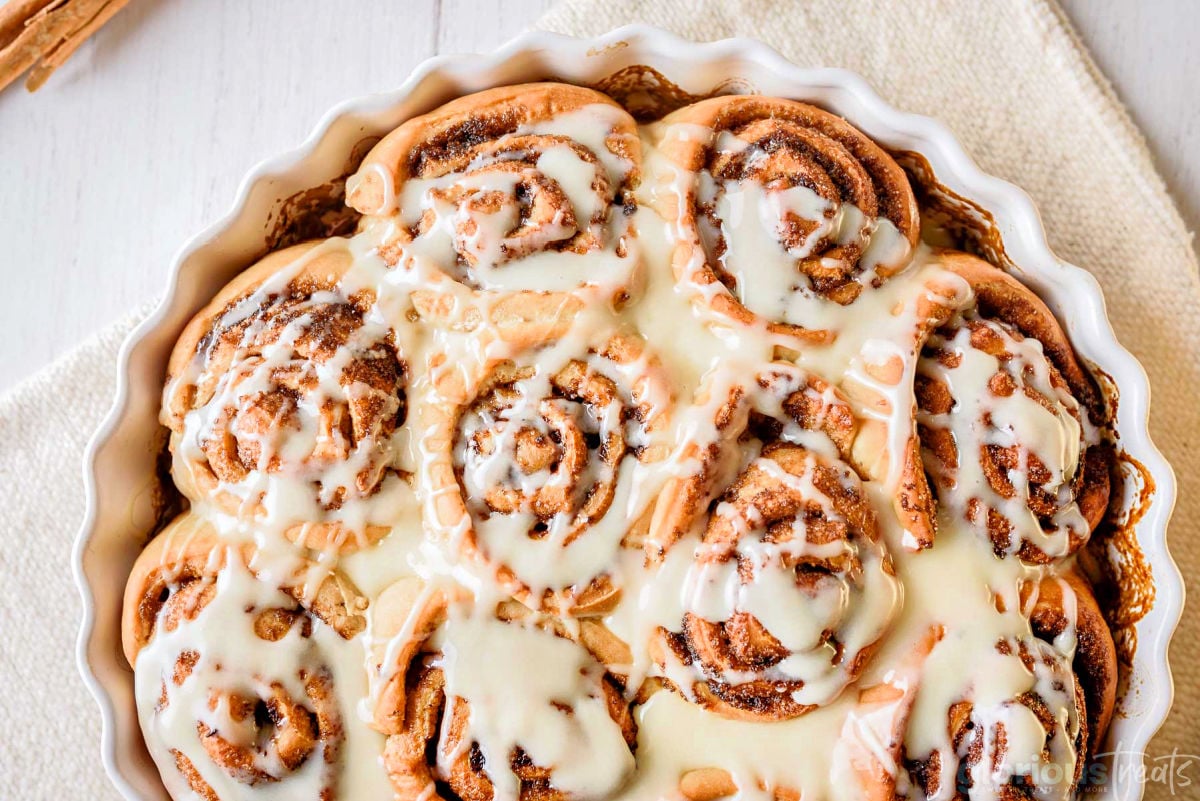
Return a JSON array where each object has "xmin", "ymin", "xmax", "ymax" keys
[
  {"xmin": 1026, "ymin": 571, "xmax": 1118, "ymax": 760},
  {"xmin": 902, "ymin": 571, "xmax": 1116, "ymax": 801},
  {"xmin": 915, "ymin": 251, "xmax": 1111, "ymax": 563},
  {"xmin": 163, "ymin": 240, "xmax": 409, "ymax": 553},
  {"xmin": 347, "ymin": 83, "xmax": 642, "ymax": 346},
  {"xmin": 368, "ymin": 577, "xmax": 637, "ymax": 801},
  {"xmin": 653, "ymin": 364, "xmax": 936, "ymax": 553},
  {"xmin": 651, "ymin": 95, "xmax": 919, "ymax": 342},
  {"xmin": 122, "ymin": 513, "xmax": 373, "ymax": 800},
  {"xmin": 424, "ymin": 332, "xmax": 671, "ymax": 615},
  {"xmin": 649, "ymin": 367, "xmax": 900, "ymax": 721}
]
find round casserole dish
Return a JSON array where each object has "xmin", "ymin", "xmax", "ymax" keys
[{"xmin": 73, "ymin": 25, "xmax": 1183, "ymax": 801}]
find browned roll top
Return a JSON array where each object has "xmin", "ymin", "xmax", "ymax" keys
[
  {"xmin": 915, "ymin": 251, "xmax": 1111, "ymax": 563},
  {"xmin": 370, "ymin": 579, "xmax": 637, "ymax": 801},
  {"xmin": 122, "ymin": 516, "xmax": 368, "ymax": 800},
  {"xmin": 428, "ymin": 333, "xmax": 669, "ymax": 615},
  {"xmin": 163, "ymin": 242, "xmax": 408, "ymax": 552},
  {"xmin": 656, "ymin": 94, "xmax": 920, "ymax": 341}
]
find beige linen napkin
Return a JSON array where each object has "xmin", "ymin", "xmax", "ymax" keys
[
  {"xmin": 2, "ymin": 0, "xmax": 1195, "ymax": 798},
  {"xmin": 0, "ymin": 310, "xmax": 143, "ymax": 799}
]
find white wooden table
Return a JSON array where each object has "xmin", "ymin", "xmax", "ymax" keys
[{"xmin": 0, "ymin": 0, "xmax": 1195, "ymax": 394}]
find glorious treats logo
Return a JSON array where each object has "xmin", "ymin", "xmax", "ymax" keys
[{"xmin": 998, "ymin": 747, "xmax": 1196, "ymax": 796}]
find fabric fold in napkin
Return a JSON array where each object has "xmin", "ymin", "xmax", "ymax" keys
[{"xmin": 1, "ymin": 0, "xmax": 1195, "ymax": 798}]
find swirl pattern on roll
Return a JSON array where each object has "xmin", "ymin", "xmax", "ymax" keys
[
  {"xmin": 652, "ymin": 95, "xmax": 919, "ymax": 341},
  {"xmin": 163, "ymin": 241, "xmax": 409, "ymax": 553},
  {"xmin": 122, "ymin": 514, "xmax": 370, "ymax": 801},
  {"xmin": 425, "ymin": 333, "xmax": 671, "ymax": 614},
  {"xmin": 903, "ymin": 573, "xmax": 1116, "ymax": 801},
  {"xmin": 650, "ymin": 368, "xmax": 900, "ymax": 721},
  {"xmin": 368, "ymin": 577, "xmax": 637, "ymax": 801},
  {"xmin": 347, "ymin": 83, "xmax": 643, "ymax": 345},
  {"xmin": 131, "ymin": 82, "xmax": 1128, "ymax": 801},
  {"xmin": 915, "ymin": 252, "xmax": 1111, "ymax": 563}
]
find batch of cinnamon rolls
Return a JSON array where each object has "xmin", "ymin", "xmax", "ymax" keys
[{"xmin": 122, "ymin": 82, "xmax": 1120, "ymax": 801}]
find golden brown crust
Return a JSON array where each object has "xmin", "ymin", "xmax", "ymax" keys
[
  {"xmin": 647, "ymin": 368, "xmax": 894, "ymax": 723},
  {"xmin": 425, "ymin": 333, "xmax": 670, "ymax": 615},
  {"xmin": 905, "ymin": 643, "xmax": 1089, "ymax": 800},
  {"xmin": 915, "ymin": 250, "xmax": 1112, "ymax": 562},
  {"xmin": 903, "ymin": 575, "xmax": 1110, "ymax": 800},
  {"xmin": 648, "ymin": 370, "xmax": 857, "ymax": 556},
  {"xmin": 369, "ymin": 577, "xmax": 637, "ymax": 801},
  {"xmin": 1028, "ymin": 570, "xmax": 1119, "ymax": 758},
  {"xmin": 932, "ymin": 250, "xmax": 1104, "ymax": 419},
  {"xmin": 163, "ymin": 240, "xmax": 408, "ymax": 553},
  {"xmin": 650, "ymin": 366, "xmax": 933, "ymax": 556},
  {"xmin": 122, "ymin": 513, "xmax": 366, "ymax": 799},
  {"xmin": 654, "ymin": 94, "xmax": 919, "ymax": 341},
  {"xmin": 349, "ymin": 83, "xmax": 640, "ymax": 214},
  {"xmin": 121, "ymin": 513, "xmax": 368, "ymax": 669},
  {"xmin": 677, "ymin": 444, "xmax": 880, "ymax": 721},
  {"xmin": 347, "ymin": 83, "xmax": 642, "ymax": 348}
]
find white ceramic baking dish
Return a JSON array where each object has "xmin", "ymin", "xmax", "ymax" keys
[{"xmin": 73, "ymin": 24, "xmax": 1183, "ymax": 801}]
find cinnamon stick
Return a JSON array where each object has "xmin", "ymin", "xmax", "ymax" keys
[{"xmin": 0, "ymin": 0, "xmax": 130, "ymax": 93}]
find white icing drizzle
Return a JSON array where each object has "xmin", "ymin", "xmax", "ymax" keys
[
  {"xmin": 433, "ymin": 608, "xmax": 635, "ymax": 801},
  {"xmin": 697, "ymin": 174, "xmax": 905, "ymax": 325},
  {"xmin": 137, "ymin": 107, "xmax": 1107, "ymax": 801},
  {"xmin": 651, "ymin": 120, "xmax": 914, "ymax": 335},
  {"xmin": 895, "ymin": 529, "xmax": 1085, "ymax": 801},
  {"xmin": 445, "ymin": 339, "xmax": 663, "ymax": 599},
  {"xmin": 388, "ymin": 103, "xmax": 639, "ymax": 294},
  {"xmin": 675, "ymin": 448, "xmax": 901, "ymax": 709},
  {"xmin": 917, "ymin": 312, "xmax": 1097, "ymax": 559},
  {"xmin": 135, "ymin": 544, "xmax": 393, "ymax": 800},
  {"xmin": 165, "ymin": 238, "xmax": 412, "ymax": 550}
]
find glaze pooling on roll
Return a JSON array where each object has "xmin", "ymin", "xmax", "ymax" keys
[
  {"xmin": 424, "ymin": 332, "xmax": 672, "ymax": 615},
  {"xmin": 675, "ymin": 445, "xmax": 897, "ymax": 716},
  {"xmin": 914, "ymin": 252, "xmax": 1111, "ymax": 564},
  {"xmin": 128, "ymin": 83, "xmax": 1120, "ymax": 801},
  {"xmin": 918, "ymin": 315, "xmax": 1099, "ymax": 561},
  {"xmin": 163, "ymin": 240, "xmax": 411, "ymax": 554},
  {"xmin": 123, "ymin": 514, "xmax": 390, "ymax": 800},
  {"xmin": 347, "ymin": 84, "xmax": 643, "ymax": 347},
  {"xmin": 367, "ymin": 577, "xmax": 637, "ymax": 801},
  {"xmin": 388, "ymin": 109, "xmax": 637, "ymax": 292},
  {"xmin": 911, "ymin": 636, "xmax": 1086, "ymax": 801},
  {"xmin": 650, "ymin": 95, "xmax": 919, "ymax": 342},
  {"xmin": 648, "ymin": 367, "xmax": 901, "ymax": 722}
]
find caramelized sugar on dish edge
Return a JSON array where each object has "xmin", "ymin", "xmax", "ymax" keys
[{"xmin": 125, "ymin": 82, "xmax": 1120, "ymax": 801}]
